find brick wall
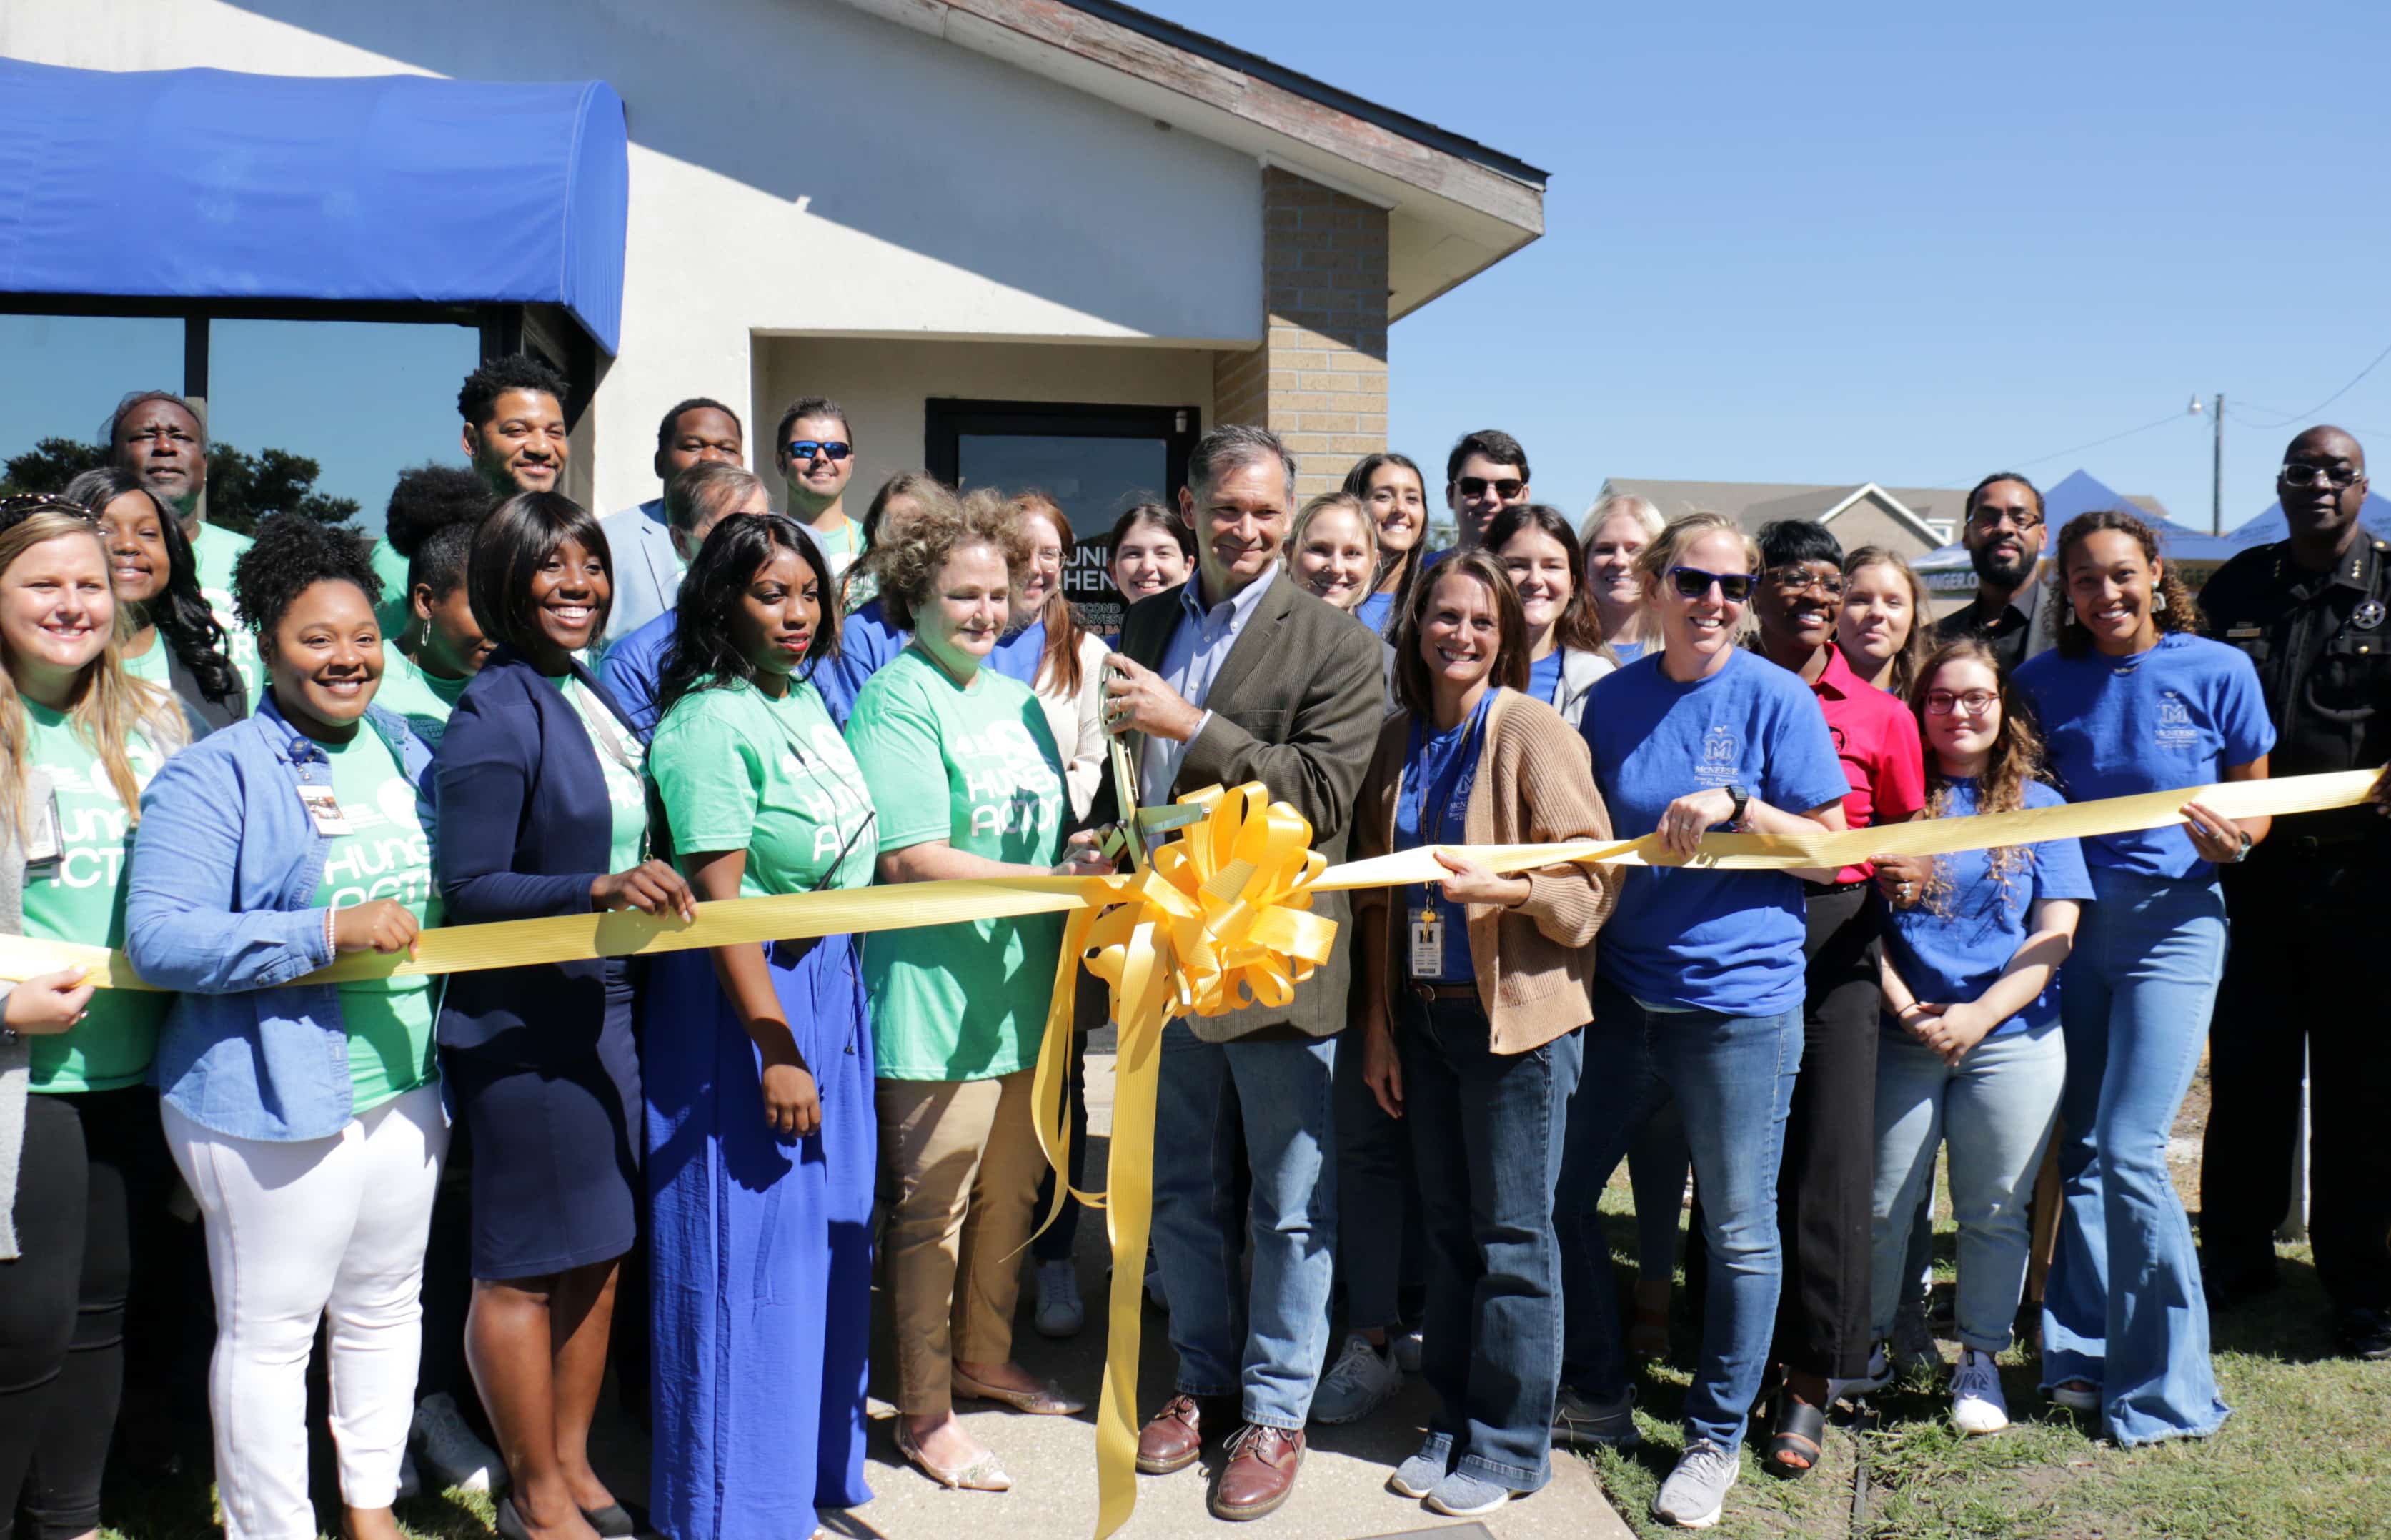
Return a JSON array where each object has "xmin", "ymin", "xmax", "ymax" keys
[{"xmin": 1211, "ymin": 167, "xmax": 1391, "ymax": 500}]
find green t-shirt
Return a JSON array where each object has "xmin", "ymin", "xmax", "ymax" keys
[
  {"xmin": 651, "ymin": 677, "xmax": 875, "ymax": 897},
  {"xmin": 549, "ymin": 675, "xmax": 648, "ymax": 872},
  {"xmin": 845, "ymin": 648, "xmax": 1068, "ymax": 1081},
  {"xmin": 121, "ymin": 630, "xmax": 172, "ymax": 690},
  {"xmin": 20, "ymin": 705, "xmax": 170, "ymax": 1092},
  {"xmin": 368, "ymin": 536, "xmax": 414, "ymax": 651},
  {"xmin": 372, "ymin": 651, "xmax": 472, "ymax": 755},
  {"xmin": 310, "ymin": 725, "xmax": 442, "ymax": 1111},
  {"xmin": 189, "ymin": 520, "xmax": 260, "ymax": 702}
]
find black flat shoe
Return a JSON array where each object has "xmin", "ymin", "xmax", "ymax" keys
[{"xmin": 582, "ymin": 1502, "xmax": 638, "ymax": 1537}]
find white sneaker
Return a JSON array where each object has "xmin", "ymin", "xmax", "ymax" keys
[
  {"xmin": 1033, "ymin": 1258, "xmax": 1085, "ymax": 1338},
  {"xmin": 411, "ymin": 1392, "xmax": 504, "ymax": 1494},
  {"xmin": 1308, "ymin": 1333, "xmax": 1401, "ymax": 1424},
  {"xmin": 1952, "ymin": 1350, "xmax": 2009, "ymax": 1435},
  {"xmin": 1651, "ymin": 1439, "xmax": 1739, "ymax": 1529}
]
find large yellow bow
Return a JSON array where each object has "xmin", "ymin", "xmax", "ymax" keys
[{"xmin": 1029, "ymin": 783, "xmax": 1335, "ymax": 1540}]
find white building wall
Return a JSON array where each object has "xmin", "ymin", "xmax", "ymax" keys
[{"xmin": 3, "ymin": 0, "xmax": 1264, "ymax": 515}]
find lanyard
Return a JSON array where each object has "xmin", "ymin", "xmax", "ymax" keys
[
  {"xmin": 1403, "ymin": 689, "xmax": 1496, "ymax": 850},
  {"xmin": 755, "ymin": 687, "xmax": 878, "ymax": 890},
  {"xmin": 570, "ymin": 677, "xmax": 644, "ymax": 776}
]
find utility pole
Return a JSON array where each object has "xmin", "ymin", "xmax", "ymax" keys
[{"xmin": 2211, "ymin": 392, "xmax": 2225, "ymax": 535}]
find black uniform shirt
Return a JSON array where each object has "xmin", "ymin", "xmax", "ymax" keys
[{"xmin": 1934, "ymin": 579, "xmax": 2050, "ymax": 675}]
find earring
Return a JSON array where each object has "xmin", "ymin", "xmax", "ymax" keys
[{"xmin": 419, "ymin": 620, "xmax": 431, "ymax": 649}]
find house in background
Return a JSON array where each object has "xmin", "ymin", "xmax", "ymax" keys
[{"xmin": 1, "ymin": 0, "xmax": 1547, "ymax": 628}]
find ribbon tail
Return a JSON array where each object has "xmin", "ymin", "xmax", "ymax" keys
[
  {"xmin": 1093, "ymin": 923, "xmax": 1170, "ymax": 1540},
  {"xmin": 1027, "ymin": 900, "xmax": 1107, "ymax": 1250}
]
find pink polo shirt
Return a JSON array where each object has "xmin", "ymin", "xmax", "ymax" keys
[{"xmin": 1808, "ymin": 645, "xmax": 1925, "ymax": 884}]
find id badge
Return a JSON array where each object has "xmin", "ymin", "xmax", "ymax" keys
[
  {"xmin": 21, "ymin": 785, "xmax": 62, "ymax": 873},
  {"xmin": 297, "ymin": 783, "xmax": 353, "ymax": 836},
  {"xmin": 1408, "ymin": 905, "xmax": 1445, "ymax": 978}
]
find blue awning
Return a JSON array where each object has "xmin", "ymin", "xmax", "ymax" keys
[{"xmin": 0, "ymin": 61, "xmax": 627, "ymax": 354}]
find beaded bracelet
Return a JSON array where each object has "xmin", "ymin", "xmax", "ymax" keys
[{"xmin": 324, "ymin": 903, "xmax": 338, "ymax": 958}]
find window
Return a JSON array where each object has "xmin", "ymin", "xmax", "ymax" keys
[{"xmin": 0, "ymin": 315, "xmax": 182, "ymax": 491}]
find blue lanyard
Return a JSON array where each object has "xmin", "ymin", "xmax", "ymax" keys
[{"xmin": 1401, "ymin": 689, "xmax": 1497, "ymax": 855}]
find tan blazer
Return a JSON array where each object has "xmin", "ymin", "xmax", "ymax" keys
[
  {"xmin": 1352, "ymin": 689, "xmax": 1619, "ymax": 1053},
  {"xmin": 1083, "ymin": 569, "xmax": 1386, "ymax": 1042}
]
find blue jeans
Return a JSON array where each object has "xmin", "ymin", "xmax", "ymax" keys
[
  {"xmin": 1150, "ymin": 1022, "xmax": 1338, "ymax": 1431},
  {"xmin": 1560, "ymin": 978, "xmax": 1801, "ymax": 1450},
  {"xmin": 2041, "ymin": 868, "xmax": 2231, "ymax": 1445},
  {"xmin": 1398, "ymin": 996, "xmax": 1582, "ymax": 1491},
  {"xmin": 1871, "ymin": 1024, "xmax": 2065, "ymax": 1353}
]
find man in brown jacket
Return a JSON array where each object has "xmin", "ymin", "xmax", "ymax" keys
[{"xmin": 1088, "ymin": 424, "xmax": 1386, "ymax": 1521}]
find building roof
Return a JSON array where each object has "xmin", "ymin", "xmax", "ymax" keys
[
  {"xmin": 1600, "ymin": 476, "xmax": 2173, "ymax": 543},
  {"xmin": 832, "ymin": 0, "xmax": 1546, "ymax": 317}
]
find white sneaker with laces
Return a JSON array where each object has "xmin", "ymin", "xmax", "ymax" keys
[
  {"xmin": 412, "ymin": 1391, "xmax": 504, "ymax": 1494},
  {"xmin": 1952, "ymin": 1350, "xmax": 2009, "ymax": 1434},
  {"xmin": 1308, "ymin": 1332, "xmax": 1401, "ymax": 1424},
  {"xmin": 1033, "ymin": 1259, "xmax": 1085, "ymax": 1338},
  {"xmin": 1651, "ymin": 1439, "xmax": 1739, "ymax": 1529}
]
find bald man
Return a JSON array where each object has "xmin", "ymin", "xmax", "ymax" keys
[{"xmin": 2197, "ymin": 425, "xmax": 2391, "ymax": 1360}]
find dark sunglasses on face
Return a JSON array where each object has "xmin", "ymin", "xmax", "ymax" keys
[
  {"xmin": 1668, "ymin": 565, "xmax": 1758, "ymax": 602},
  {"xmin": 2280, "ymin": 462, "xmax": 2362, "ymax": 490},
  {"xmin": 785, "ymin": 439, "xmax": 852, "ymax": 464},
  {"xmin": 1456, "ymin": 476, "xmax": 1523, "ymax": 500}
]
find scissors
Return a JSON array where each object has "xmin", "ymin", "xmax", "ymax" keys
[{"xmin": 1092, "ymin": 729, "xmax": 1203, "ymax": 869}]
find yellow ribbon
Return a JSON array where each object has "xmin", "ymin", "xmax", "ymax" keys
[{"xmin": 0, "ymin": 767, "xmax": 2380, "ymax": 1540}]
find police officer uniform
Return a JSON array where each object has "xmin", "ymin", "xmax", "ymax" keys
[{"xmin": 2197, "ymin": 532, "xmax": 2391, "ymax": 1351}]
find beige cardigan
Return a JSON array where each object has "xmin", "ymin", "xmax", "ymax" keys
[{"xmin": 1351, "ymin": 690, "xmax": 1619, "ymax": 1053}]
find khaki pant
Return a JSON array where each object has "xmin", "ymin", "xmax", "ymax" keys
[{"xmin": 877, "ymin": 1069, "xmax": 1045, "ymax": 1417}]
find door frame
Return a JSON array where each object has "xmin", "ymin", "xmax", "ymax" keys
[{"xmin": 923, "ymin": 397, "xmax": 1201, "ymax": 517}]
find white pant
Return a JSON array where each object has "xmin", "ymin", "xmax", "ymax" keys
[{"xmin": 164, "ymin": 1084, "xmax": 448, "ymax": 1540}]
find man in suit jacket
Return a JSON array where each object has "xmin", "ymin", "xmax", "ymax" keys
[{"xmin": 1088, "ymin": 424, "xmax": 1385, "ymax": 1521}]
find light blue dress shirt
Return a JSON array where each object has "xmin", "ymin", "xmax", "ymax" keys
[{"xmin": 1140, "ymin": 563, "xmax": 1281, "ymax": 808}]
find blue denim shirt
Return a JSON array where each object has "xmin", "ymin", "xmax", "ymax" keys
[{"xmin": 127, "ymin": 693, "xmax": 434, "ymax": 1142}]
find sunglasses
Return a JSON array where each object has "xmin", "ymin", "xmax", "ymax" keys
[
  {"xmin": 785, "ymin": 439, "xmax": 852, "ymax": 464},
  {"xmin": 1667, "ymin": 565, "xmax": 1758, "ymax": 602},
  {"xmin": 2280, "ymin": 462, "xmax": 2362, "ymax": 490},
  {"xmin": 1456, "ymin": 476, "xmax": 1523, "ymax": 500}
]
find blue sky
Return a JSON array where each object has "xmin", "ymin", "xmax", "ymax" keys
[{"xmin": 9, "ymin": 1, "xmax": 2390, "ymax": 535}]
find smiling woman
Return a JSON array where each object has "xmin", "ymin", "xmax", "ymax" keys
[{"xmin": 61, "ymin": 466, "xmax": 246, "ymax": 730}]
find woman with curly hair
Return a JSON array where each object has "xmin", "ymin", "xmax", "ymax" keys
[
  {"xmin": 2017, "ymin": 507, "xmax": 2273, "ymax": 1445},
  {"xmin": 127, "ymin": 512, "xmax": 439, "ymax": 1540},
  {"xmin": 1868, "ymin": 637, "xmax": 2089, "ymax": 1436},
  {"xmin": 1836, "ymin": 545, "xmax": 1933, "ymax": 697},
  {"xmin": 644, "ymin": 515, "xmax": 875, "ymax": 1539},
  {"xmin": 0, "ymin": 496, "xmax": 194, "ymax": 1540},
  {"xmin": 64, "ymin": 466, "xmax": 246, "ymax": 730},
  {"xmin": 843, "ymin": 488, "xmax": 1110, "ymax": 1492}
]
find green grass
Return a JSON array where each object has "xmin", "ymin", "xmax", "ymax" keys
[{"xmin": 1579, "ymin": 1161, "xmax": 2391, "ymax": 1540}]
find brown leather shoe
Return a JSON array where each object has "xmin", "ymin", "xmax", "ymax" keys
[
  {"xmin": 1209, "ymin": 1424, "xmax": 1304, "ymax": 1521},
  {"xmin": 1137, "ymin": 1394, "xmax": 1207, "ymax": 1475}
]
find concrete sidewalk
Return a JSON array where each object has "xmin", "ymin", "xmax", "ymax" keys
[{"xmin": 830, "ymin": 1035, "xmax": 1636, "ymax": 1540}]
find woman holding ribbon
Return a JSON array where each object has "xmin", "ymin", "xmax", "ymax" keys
[
  {"xmin": 845, "ymin": 489, "xmax": 1107, "ymax": 1493},
  {"xmin": 644, "ymin": 515, "xmax": 875, "ymax": 1540},
  {"xmin": 2017, "ymin": 508, "xmax": 2272, "ymax": 1446},
  {"xmin": 1869, "ymin": 637, "xmax": 2089, "ymax": 1436},
  {"xmin": 1489, "ymin": 504, "xmax": 1614, "ymax": 727},
  {"xmin": 0, "ymin": 495, "xmax": 191, "ymax": 1540},
  {"xmin": 64, "ymin": 466, "xmax": 247, "ymax": 730},
  {"xmin": 129, "ymin": 513, "xmax": 439, "ymax": 1540},
  {"xmin": 434, "ymin": 492, "xmax": 696, "ymax": 1540},
  {"xmin": 1349, "ymin": 550, "xmax": 1616, "ymax": 1517},
  {"xmin": 1559, "ymin": 511, "xmax": 1850, "ymax": 1531}
]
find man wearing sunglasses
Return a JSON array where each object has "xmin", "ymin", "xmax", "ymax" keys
[
  {"xmin": 1933, "ymin": 471, "xmax": 2053, "ymax": 672},
  {"xmin": 773, "ymin": 394, "xmax": 861, "ymax": 582},
  {"xmin": 2196, "ymin": 425, "xmax": 2391, "ymax": 1361},
  {"xmin": 1443, "ymin": 429, "xmax": 1533, "ymax": 553}
]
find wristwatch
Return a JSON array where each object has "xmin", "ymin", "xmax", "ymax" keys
[{"xmin": 1726, "ymin": 782, "xmax": 1751, "ymax": 830}]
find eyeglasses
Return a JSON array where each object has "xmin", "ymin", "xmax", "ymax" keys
[
  {"xmin": 1968, "ymin": 505, "xmax": 2043, "ymax": 532},
  {"xmin": 1924, "ymin": 689, "xmax": 1999, "ymax": 717},
  {"xmin": 1456, "ymin": 476, "xmax": 1523, "ymax": 500},
  {"xmin": 2280, "ymin": 462, "xmax": 2362, "ymax": 489},
  {"xmin": 1766, "ymin": 565, "xmax": 1846, "ymax": 599},
  {"xmin": 785, "ymin": 439, "xmax": 852, "ymax": 464},
  {"xmin": 1667, "ymin": 566, "xmax": 1758, "ymax": 602}
]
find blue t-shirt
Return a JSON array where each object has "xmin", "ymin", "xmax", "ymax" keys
[
  {"xmin": 1527, "ymin": 650, "xmax": 1564, "ymax": 709},
  {"xmin": 1581, "ymin": 649, "xmax": 1849, "ymax": 1017},
  {"xmin": 1393, "ymin": 690, "xmax": 1498, "ymax": 983},
  {"xmin": 817, "ymin": 601, "xmax": 1044, "ymax": 727},
  {"xmin": 1354, "ymin": 590, "xmax": 1395, "ymax": 635},
  {"xmin": 1883, "ymin": 778, "xmax": 2094, "ymax": 1039},
  {"xmin": 2016, "ymin": 633, "xmax": 2275, "ymax": 880},
  {"xmin": 1611, "ymin": 637, "xmax": 1649, "ymax": 665},
  {"xmin": 597, "ymin": 607, "xmax": 678, "ymax": 740}
]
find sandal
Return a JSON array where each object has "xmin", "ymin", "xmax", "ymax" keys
[
  {"xmin": 953, "ymin": 1366, "xmax": 1085, "ymax": 1416},
  {"xmin": 1764, "ymin": 1393, "xmax": 1825, "ymax": 1479},
  {"xmin": 893, "ymin": 1419, "xmax": 1013, "ymax": 1491}
]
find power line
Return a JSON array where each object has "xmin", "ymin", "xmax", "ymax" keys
[
  {"xmin": 2230, "ymin": 338, "xmax": 2391, "ymax": 429},
  {"xmin": 1927, "ymin": 407, "xmax": 2194, "ymax": 491}
]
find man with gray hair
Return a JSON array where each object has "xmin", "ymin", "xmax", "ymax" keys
[
  {"xmin": 1083, "ymin": 422, "xmax": 1384, "ymax": 1521},
  {"xmin": 597, "ymin": 459, "xmax": 772, "ymax": 737}
]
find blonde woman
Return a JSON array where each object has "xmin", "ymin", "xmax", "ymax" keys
[
  {"xmin": 1290, "ymin": 491, "xmax": 1380, "ymax": 615},
  {"xmin": 1579, "ymin": 494, "xmax": 1664, "ymax": 662},
  {"xmin": 1837, "ymin": 546, "xmax": 1934, "ymax": 697}
]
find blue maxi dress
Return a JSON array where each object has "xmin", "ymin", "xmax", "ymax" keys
[{"xmin": 645, "ymin": 934, "xmax": 877, "ymax": 1535}]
